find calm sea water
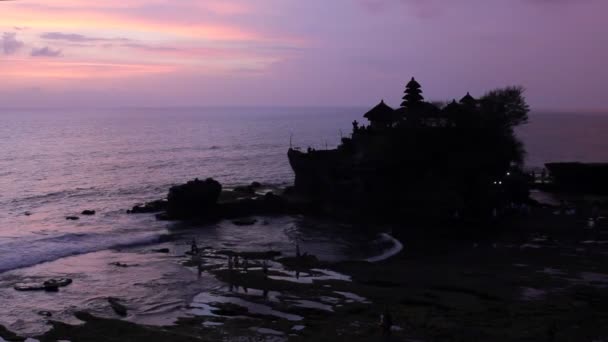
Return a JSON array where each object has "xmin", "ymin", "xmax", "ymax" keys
[{"xmin": 0, "ymin": 108, "xmax": 607, "ymax": 274}]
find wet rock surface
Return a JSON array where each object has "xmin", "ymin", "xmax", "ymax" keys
[
  {"xmin": 13, "ymin": 278, "xmax": 73, "ymax": 292},
  {"xmin": 108, "ymin": 298, "xmax": 128, "ymax": 317},
  {"xmin": 131, "ymin": 179, "xmax": 311, "ymax": 223},
  {"xmin": 128, "ymin": 199, "xmax": 167, "ymax": 214},
  {"xmin": 4, "ymin": 206, "xmax": 608, "ymax": 341}
]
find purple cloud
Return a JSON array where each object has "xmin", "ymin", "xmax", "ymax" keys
[
  {"xmin": 31, "ymin": 46, "xmax": 62, "ymax": 57},
  {"xmin": 41, "ymin": 32, "xmax": 130, "ymax": 43},
  {"xmin": 2, "ymin": 32, "xmax": 24, "ymax": 55}
]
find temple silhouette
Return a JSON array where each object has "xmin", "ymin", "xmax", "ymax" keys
[{"xmin": 288, "ymin": 78, "xmax": 531, "ymax": 223}]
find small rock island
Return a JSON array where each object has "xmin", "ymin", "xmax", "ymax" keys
[
  {"xmin": 288, "ymin": 78, "xmax": 530, "ymax": 223},
  {"xmin": 130, "ymin": 78, "xmax": 533, "ymax": 226}
]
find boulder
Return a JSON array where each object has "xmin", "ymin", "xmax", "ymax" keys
[
  {"xmin": 234, "ymin": 185, "xmax": 256, "ymax": 194},
  {"xmin": 129, "ymin": 199, "xmax": 167, "ymax": 214},
  {"xmin": 233, "ymin": 181, "xmax": 263, "ymax": 195},
  {"xmin": 151, "ymin": 248, "xmax": 170, "ymax": 253},
  {"xmin": 262, "ymin": 192, "xmax": 286, "ymax": 213},
  {"xmin": 109, "ymin": 262, "xmax": 138, "ymax": 268},
  {"xmin": 108, "ymin": 297, "xmax": 128, "ymax": 317},
  {"xmin": 166, "ymin": 178, "xmax": 222, "ymax": 219},
  {"xmin": 232, "ymin": 218, "xmax": 258, "ymax": 226},
  {"xmin": 65, "ymin": 216, "xmax": 79, "ymax": 221},
  {"xmin": 38, "ymin": 311, "xmax": 52, "ymax": 317},
  {"xmin": 81, "ymin": 210, "xmax": 96, "ymax": 215},
  {"xmin": 44, "ymin": 278, "xmax": 72, "ymax": 290},
  {"xmin": 14, "ymin": 278, "xmax": 72, "ymax": 292}
]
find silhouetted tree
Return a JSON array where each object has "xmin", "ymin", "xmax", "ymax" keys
[{"xmin": 480, "ymin": 86, "xmax": 529, "ymax": 128}]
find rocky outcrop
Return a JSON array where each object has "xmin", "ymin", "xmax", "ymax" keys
[
  {"xmin": 546, "ymin": 162, "xmax": 608, "ymax": 194},
  {"xmin": 14, "ymin": 278, "xmax": 73, "ymax": 292},
  {"xmin": 232, "ymin": 218, "xmax": 258, "ymax": 226},
  {"xmin": 131, "ymin": 180, "xmax": 316, "ymax": 222},
  {"xmin": 128, "ymin": 199, "xmax": 167, "ymax": 214},
  {"xmin": 233, "ymin": 181, "xmax": 263, "ymax": 194},
  {"xmin": 108, "ymin": 297, "xmax": 128, "ymax": 316},
  {"xmin": 166, "ymin": 178, "xmax": 222, "ymax": 219}
]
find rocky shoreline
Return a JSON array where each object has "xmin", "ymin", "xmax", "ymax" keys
[
  {"xmin": 127, "ymin": 178, "xmax": 321, "ymax": 223},
  {"xmin": 2, "ymin": 199, "xmax": 608, "ymax": 341}
]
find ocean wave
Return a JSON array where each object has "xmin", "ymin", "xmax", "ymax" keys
[
  {"xmin": 6, "ymin": 187, "xmax": 98, "ymax": 206},
  {"xmin": 0, "ymin": 231, "xmax": 165, "ymax": 274},
  {"xmin": 365, "ymin": 233, "xmax": 403, "ymax": 263}
]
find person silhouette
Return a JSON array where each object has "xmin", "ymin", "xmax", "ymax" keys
[
  {"xmin": 190, "ymin": 238, "xmax": 199, "ymax": 255},
  {"xmin": 380, "ymin": 306, "xmax": 393, "ymax": 340}
]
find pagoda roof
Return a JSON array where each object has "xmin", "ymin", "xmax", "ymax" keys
[
  {"xmin": 460, "ymin": 92, "xmax": 476, "ymax": 104},
  {"xmin": 363, "ymin": 100, "xmax": 395, "ymax": 123},
  {"xmin": 406, "ymin": 77, "xmax": 421, "ymax": 89}
]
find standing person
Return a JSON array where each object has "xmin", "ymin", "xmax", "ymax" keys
[
  {"xmin": 243, "ymin": 258, "xmax": 248, "ymax": 272},
  {"xmin": 380, "ymin": 306, "xmax": 393, "ymax": 341},
  {"xmin": 228, "ymin": 256, "xmax": 233, "ymax": 271},
  {"xmin": 262, "ymin": 260, "xmax": 269, "ymax": 278},
  {"xmin": 190, "ymin": 238, "xmax": 199, "ymax": 255}
]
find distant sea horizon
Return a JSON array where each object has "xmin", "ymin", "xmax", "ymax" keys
[{"xmin": 1, "ymin": 105, "xmax": 606, "ymax": 113}]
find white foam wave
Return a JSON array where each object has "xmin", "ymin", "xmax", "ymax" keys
[
  {"xmin": 365, "ymin": 233, "xmax": 403, "ymax": 263},
  {"xmin": 0, "ymin": 231, "xmax": 164, "ymax": 274}
]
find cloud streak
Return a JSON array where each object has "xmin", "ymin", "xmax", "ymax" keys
[
  {"xmin": 31, "ymin": 46, "xmax": 62, "ymax": 57},
  {"xmin": 2, "ymin": 32, "xmax": 24, "ymax": 55},
  {"xmin": 41, "ymin": 32, "xmax": 130, "ymax": 43}
]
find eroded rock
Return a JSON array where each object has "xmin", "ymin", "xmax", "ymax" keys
[{"xmin": 167, "ymin": 178, "xmax": 222, "ymax": 219}]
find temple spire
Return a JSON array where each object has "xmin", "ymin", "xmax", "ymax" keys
[{"xmin": 401, "ymin": 77, "xmax": 424, "ymax": 108}]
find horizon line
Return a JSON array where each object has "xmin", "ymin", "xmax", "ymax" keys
[{"xmin": 0, "ymin": 105, "xmax": 606, "ymax": 114}]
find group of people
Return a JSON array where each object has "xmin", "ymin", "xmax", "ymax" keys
[
  {"xmin": 226, "ymin": 251, "xmax": 269, "ymax": 278},
  {"xmin": 190, "ymin": 238, "xmax": 398, "ymax": 339}
]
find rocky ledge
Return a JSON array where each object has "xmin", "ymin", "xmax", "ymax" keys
[{"xmin": 128, "ymin": 178, "xmax": 316, "ymax": 222}]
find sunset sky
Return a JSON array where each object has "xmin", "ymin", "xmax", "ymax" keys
[{"xmin": 0, "ymin": 0, "xmax": 606, "ymax": 109}]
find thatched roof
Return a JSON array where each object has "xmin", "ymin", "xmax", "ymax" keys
[{"xmin": 363, "ymin": 100, "xmax": 395, "ymax": 123}]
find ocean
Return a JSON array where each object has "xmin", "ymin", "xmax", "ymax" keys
[
  {"xmin": 0, "ymin": 107, "xmax": 358, "ymax": 273},
  {"xmin": 0, "ymin": 107, "xmax": 607, "ymax": 335},
  {"xmin": 1, "ymin": 108, "xmax": 608, "ymax": 273}
]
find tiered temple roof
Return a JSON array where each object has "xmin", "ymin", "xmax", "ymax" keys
[{"xmin": 363, "ymin": 100, "xmax": 395, "ymax": 124}]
